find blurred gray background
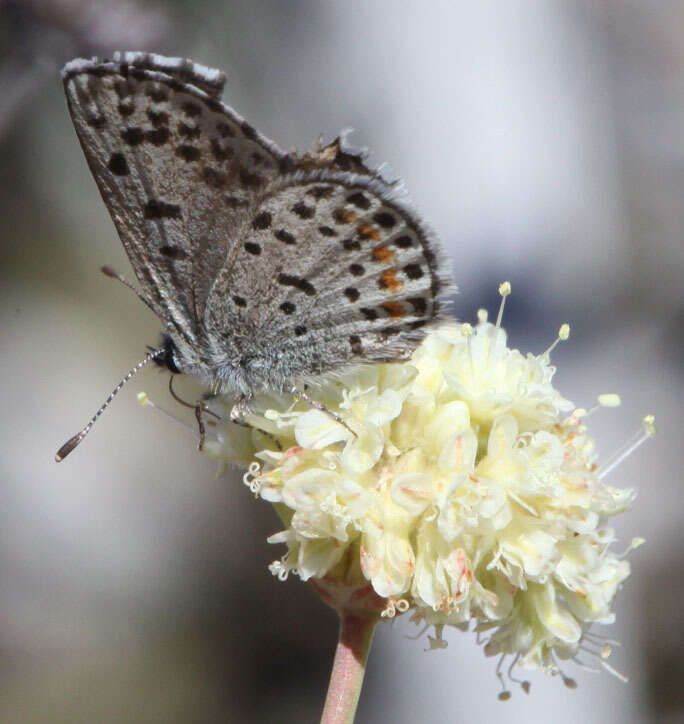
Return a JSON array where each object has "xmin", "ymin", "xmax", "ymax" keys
[{"xmin": 1, "ymin": 1, "xmax": 682, "ymax": 722}]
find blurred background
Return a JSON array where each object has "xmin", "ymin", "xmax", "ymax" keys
[{"xmin": 1, "ymin": 1, "xmax": 682, "ymax": 721}]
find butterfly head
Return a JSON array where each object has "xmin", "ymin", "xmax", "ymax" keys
[{"xmin": 153, "ymin": 334, "xmax": 183, "ymax": 374}]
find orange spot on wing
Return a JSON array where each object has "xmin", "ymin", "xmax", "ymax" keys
[
  {"xmin": 357, "ymin": 222, "xmax": 381, "ymax": 240},
  {"xmin": 372, "ymin": 245, "xmax": 395, "ymax": 263},
  {"xmin": 382, "ymin": 301, "xmax": 404, "ymax": 318},
  {"xmin": 334, "ymin": 208, "xmax": 357, "ymax": 223},
  {"xmin": 379, "ymin": 269, "xmax": 403, "ymax": 291}
]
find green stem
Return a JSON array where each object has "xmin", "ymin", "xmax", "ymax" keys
[{"xmin": 320, "ymin": 613, "xmax": 377, "ymax": 724}]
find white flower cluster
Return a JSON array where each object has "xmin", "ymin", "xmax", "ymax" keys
[{"xmin": 204, "ymin": 292, "xmax": 651, "ymax": 695}]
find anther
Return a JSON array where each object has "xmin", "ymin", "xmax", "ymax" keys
[
  {"xmin": 597, "ymin": 414, "xmax": 656, "ymax": 479},
  {"xmin": 495, "ymin": 281, "xmax": 511, "ymax": 328},
  {"xmin": 542, "ymin": 323, "xmax": 570, "ymax": 358}
]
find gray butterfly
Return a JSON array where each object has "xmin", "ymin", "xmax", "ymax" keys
[{"xmin": 57, "ymin": 51, "xmax": 452, "ymax": 460}]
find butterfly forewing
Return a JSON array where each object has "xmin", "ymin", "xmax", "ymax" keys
[{"xmin": 62, "ymin": 55, "xmax": 287, "ymax": 352}]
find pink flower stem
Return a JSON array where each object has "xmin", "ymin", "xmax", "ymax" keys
[{"xmin": 320, "ymin": 613, "xmax": 377, "ymax": 724}]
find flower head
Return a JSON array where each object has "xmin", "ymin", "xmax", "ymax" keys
[{"xmin": 203, "ymin": 284, "xmax": 652, "ymax": 697}]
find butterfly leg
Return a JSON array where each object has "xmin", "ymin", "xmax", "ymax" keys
[
  {"xmin": 230, "ymin": 397, "xmax": 282, "ymax": 451},
  {"xmin": 289, "ymin": 386, "xmax": 357, "ymax": 438},
  {"xmin": 195, "ymin": 403, "xmax": 207, "ymax": 452}
]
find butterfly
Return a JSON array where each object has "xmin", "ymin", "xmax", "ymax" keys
[{"xmin": 56, "ymin": 52, "xmax": 452, "ymax": 460}]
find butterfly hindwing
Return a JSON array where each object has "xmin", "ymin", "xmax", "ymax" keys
[{"xmin": 204, "ymin": 171, "xmax": 450, "ymax": 386}]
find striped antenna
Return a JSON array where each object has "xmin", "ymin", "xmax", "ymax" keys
[{"xmin": 55, "ymin": 348, "xmax": 164, "ymax": 462}]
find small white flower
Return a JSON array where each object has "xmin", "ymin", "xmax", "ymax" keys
[{"xmin": 203, "ymin": 284, "xmax": 652, "ymax": 696}]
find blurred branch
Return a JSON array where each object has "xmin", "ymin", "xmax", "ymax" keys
[{"xmin": 0, "ymin": 0, "xmax": 174, "ymax": 138}]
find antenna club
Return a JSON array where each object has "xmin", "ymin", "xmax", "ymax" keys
[
  {"xmin": 101, "ymin": 265, "xmax": 118, "ymax": 278},
  {"xmin": 55, "ymin": 433, "xmax": 84, "ymax": 462}
]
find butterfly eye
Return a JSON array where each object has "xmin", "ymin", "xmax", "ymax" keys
[{"xmin": 155, "ymin": 334, "xmax": 183, "ymax": 374}]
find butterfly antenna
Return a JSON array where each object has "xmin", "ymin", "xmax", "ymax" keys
[
  {"xmin": 101, "ymin": 266, "xmax": 156, "ymax": 312},
  {"xmin": 55, "ymin": 348, "xmax": 165, "ymax": 462}
]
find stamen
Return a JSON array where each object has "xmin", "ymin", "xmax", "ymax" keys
[
  {"xmin": 581, "ymin": 393, "xmax": 622, "ymax": 419},
  {"xmin": 243, "ymin": 461, "xmax": 262, "ymax": 494},
  {"xmin": 495, "ymin": 281, "xmax": 511, "ymax": 328},
  {"xmin": 137, "ymin": 392, "xmax": 196, "ymax": 433},
  {"xmin": 496, "ymin": 654, "xmax": 512, "ymax": 700},
  {"xmin": 618, "ymin": 537, "xmax": 646, "ymax": 559},
  {"xmin": 461, "ymin": 322, "xmax": 476, "ymax": 379},
  {"xmin": 407, "ymin": 623, "xmax": 430, "ymax": 640},
  {"xmin": 541, "ymin": 323, "xmax": 570, "ymax": 358},
  {"xmin": 571, "ymin": 656, "xmax": 601, "ymax": 674},
  {"xmin": 552, "ymin": 655, "xmax": 578, "ymax": 689},
  {"xmin": 600, "ymin": 659, "xmax": 629, "ymax": 683},
  {"xmin": 268, "ymin": 557, "xmax": 291, "ymax": 581},
  {"xmin": 507, "ymin": 655, "xmax": 531, "ymax": 693},
  {"xmin": 598, "ymin": 414, "xmax": 656, "ymax": 479}
]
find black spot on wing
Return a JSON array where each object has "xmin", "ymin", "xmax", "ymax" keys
[
  {"xmin": 404, "ymin": 263, "xmax": 423, "ymax": 280},
  {"xmin": 176, "ymin": 145, "xmax": 200, "ymax": 162},
  {"xmin": 145, "ymin": 127, "xmax": 170, "ymax": 146},
  {"xmin": 178, "ymin": 122, "xmax": 200, "ymax": 139},
  {"xmin": 182, "ymin": 101, "xmax": 202, "ymax": 117},
  {"xmin": 144, "ymin": 199, "xmax": 181, "ymax": 219},
  {"xmin": 408, "ymin": 297, "xmax": 427, "ymax": 315},
  {"xmin": 204, "ymin": 167, "xmax": 226, "ymax": 188},
  {"xmin": 146, "ymin": 109, "xmax": 169, "ymax": 127},
  {"xmin": 274, "ymin": 229, "xmax": 296, "ymax": 245},
  {"xmin": 160, "ymin": 245, "xmax": 187, "ymax": 260},
  {"xmin": 394, "ymin": 235, "xmax": 413, "ymax": 249},
  {"xmin": 117, "ymin": 102, "xmax": 134, "ymax": 117},
  {"xmin": 252, "ymin": 212, "xmax": 272, "ymax": 230},
  {"xmin": 86, "ymin": 115, "xmax": 106, "ymax": 128},
  {"xmin": 108, "ymin": 152, "xmax": 129, "ymax": 176},
  {"xmin": 292, "ymin": 202, "xmax": 315, "ymax": 219},
  {"xmin": 121, "ymin": 127, "xmax": 144, "ymax": 145},
  {"xmin": 307, "ymin": 185, "xmax": 334, "ymax": 200},
  {"xmin": 217, "ymin": 122, "xmax": 235, "ymax": 137},
  {"xmin": 347, "ymin": 192, "xmax": 371, "ymax": 210},
  {"xmin": 277, "ymin": 273, "xmax": 316, "ymax": 296},
  {"xmin": 373, "ymin": 212, "xmax": 396, "ymax": 229}
]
